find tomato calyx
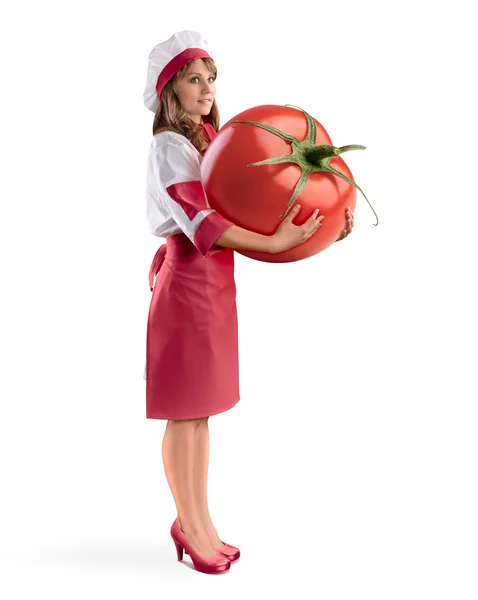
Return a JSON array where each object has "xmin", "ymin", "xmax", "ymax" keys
[{"xmin": 231, "ymin": 105, "xmax": 379, "ymax": 225}]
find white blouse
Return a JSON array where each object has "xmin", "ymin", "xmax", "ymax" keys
[{"xmin": 146, "ymin": 131, "xmax": 235, "ymax": 257}]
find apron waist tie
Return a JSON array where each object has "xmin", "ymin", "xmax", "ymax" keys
[{"xmin": 149, "ymin": 244, "xmax": 167, "ymax": 291}]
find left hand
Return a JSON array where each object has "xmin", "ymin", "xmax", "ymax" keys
[{"xmin": 335, "ymin": 206, "xmax": 354, "ymax": 242}]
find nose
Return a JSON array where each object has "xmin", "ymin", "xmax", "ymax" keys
[{"xmin": 202, "ymin": 81, "xmax": 213, "ymax": 94}]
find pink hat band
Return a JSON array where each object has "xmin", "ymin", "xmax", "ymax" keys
[{"xmin": 155, "ymin": 47, "xmax": 213, "ymax": 101}]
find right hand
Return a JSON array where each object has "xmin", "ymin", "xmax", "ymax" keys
[{"xmin": 270, "ymin": 204, "xmax": 324, "ymax": 254}]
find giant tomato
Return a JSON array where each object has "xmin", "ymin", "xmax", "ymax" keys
[{"xmin": 201, "ymin": 105, "xmax": 377, "ymax": 263}]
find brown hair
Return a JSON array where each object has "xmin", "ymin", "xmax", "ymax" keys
[{"xmin": 152, "ymin": 58, "xmax": 219, "ymax": 155}]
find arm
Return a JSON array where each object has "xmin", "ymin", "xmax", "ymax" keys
[
  {"xmin": 214, "ymin": 224, "xmax": 276, "ymax": 253},
  {"xmin": 153, "ymin": 136, "xmax": 277, "ymax": 255},
  {"xmin": 152, "ymin": 136, "xmax": 236, "ymax": 257}
]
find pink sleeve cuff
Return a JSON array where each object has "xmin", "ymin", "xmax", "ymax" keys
[
  {"xmin": 165, "ymin": 180, "xmax": 234, "ymax": 257},
  {"xmin": 194, "ymin": 211, "xmax": 235, "ymax": 257},
  {"xmin": 166, "ymin": 180, "xmax": 208, "ymax": 218}
]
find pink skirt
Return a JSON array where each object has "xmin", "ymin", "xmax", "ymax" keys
[{"xmin": 145, "ymin": 233, "xmax": 240, "ymax": 420}]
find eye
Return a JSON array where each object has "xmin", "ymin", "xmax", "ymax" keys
[{"xmin": 189, "ymin": 76, "xmax": 216, "ymax": 83}]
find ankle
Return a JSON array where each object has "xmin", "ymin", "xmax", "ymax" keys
[
  {"xmin": 196, "ymin": 510, "xmax": 213, "ymax": 525},
  {"xmin": 177, "ymin": 515, "xmax": 204, "ymax": 534}
]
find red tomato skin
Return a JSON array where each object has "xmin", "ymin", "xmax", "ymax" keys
[{"xmin": 201, "ymin": 105, "xmax": 356, "ymax": 263}]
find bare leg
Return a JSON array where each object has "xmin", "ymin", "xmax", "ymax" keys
[
  {"xmin": 162, "ymin": 418, "xmax": 217, "ymax": 557},
  {"xmin": 194, "ymin": 417, "xmax": 225, "ymax": 549}
]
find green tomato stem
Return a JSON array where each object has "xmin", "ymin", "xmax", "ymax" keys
[{"xmin": 231, "ymin": 106, "xmax": 379, "ymax": 225}]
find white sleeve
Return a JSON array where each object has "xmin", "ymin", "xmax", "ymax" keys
[{"xmin": 151, "ymin": 138, "xmax": 234, "ymax": 257}]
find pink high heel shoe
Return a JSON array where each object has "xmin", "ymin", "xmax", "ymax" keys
[{"xmin": 170, "ymin": 519, "xmax": 231, "ymax": 574}]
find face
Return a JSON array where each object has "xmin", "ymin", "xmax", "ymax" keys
[{"xmin": 175, "ymin": 59, "xmax": 216, "ymax": 124}]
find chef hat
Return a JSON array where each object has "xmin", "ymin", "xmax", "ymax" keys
[{"xmin": 143, "ymin": 30, "xmax": 214, "ymax": 113}]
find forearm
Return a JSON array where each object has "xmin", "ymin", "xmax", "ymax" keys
[{"xmin": 215, "ymin": 224, "xmax": 276, "ymax": 253}]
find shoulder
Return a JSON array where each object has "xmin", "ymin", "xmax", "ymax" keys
[
  {"xmin": 153, "ymin": 129, "xmax": 193, "ymax": 148},
  {"xmin": 153, "ymin": 129, "xmax": 181, "ymax": 145},
  {"xmin": 152, "ymin": 131, "xmax": 199, "ymax": 162},
  {"xmin": 149, "ymin": 131, "xmax": 202, "ymax": 180}
]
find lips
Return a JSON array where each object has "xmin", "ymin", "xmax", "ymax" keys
[{"xmin": 198, "ymin": 99, "xmax": 212, "ymax": 103}]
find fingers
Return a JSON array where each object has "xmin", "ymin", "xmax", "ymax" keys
[
  {"xmin": 306, "ymin": 212, "xmax": 323, "ymax": 238},
  {"xmin": 291, "ymin": 205, "xmax": 321, "ymax": 220},
  {"xmin": 291, "ymin": 204, "xmax": 323, "ymax": 235},
  {"xmin": 289, "ymin": 204, "xmax": 301, "ymax": 220},
  {"xmin": 298, "ymin": 205, "xmax": 355, "ymax": 243},
  {"xmin": 340, "ymin": 207, "xmax": 354, "ymax": 237},
  {"xmin": 310, "ymin": 209, "xmax": 320, "ymax": 223}
]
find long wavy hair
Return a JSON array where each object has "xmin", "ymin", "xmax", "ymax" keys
[{"xmin": 152, "ymin": 58, "xmax": 219, "ymax": 155}]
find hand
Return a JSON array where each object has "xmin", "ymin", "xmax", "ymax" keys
[
  {"xmin": 335, "ymin": 207, "xmax": 354, "ymax": 242},
  {"xmin": 270, "ymin": 204, "xmax": 324, "ymax": 254}
]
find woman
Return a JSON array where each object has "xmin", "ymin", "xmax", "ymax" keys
[{"xmin": 143, "ymin": 30, "xmax": 353, "ymax": 575}]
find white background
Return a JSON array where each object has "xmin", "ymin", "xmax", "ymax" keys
[{"xmin": 1, "ymin": 0, "xmax": 477, "ymax": 597}]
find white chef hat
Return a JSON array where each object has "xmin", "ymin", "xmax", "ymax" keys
[{"xmin": 143, "ymin": 30, "xmax": 214, "ymax": 113}]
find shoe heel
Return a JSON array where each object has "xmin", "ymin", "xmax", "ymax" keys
[{"xmin": 174, "ymin": 541, "xmax": 184, "ymax": 561}]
